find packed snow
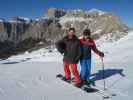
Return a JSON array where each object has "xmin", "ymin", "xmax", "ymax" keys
[
  {"xmin": 0, "ymin": 19, "xmax": 4, "ymax": 22},
  {"xmin": 93, "ymin": 29, "xmax": 102, "ymax": 34},
  {"xmin": 0, "ymin": 31, "xmax": 133, "ymax": 100}
]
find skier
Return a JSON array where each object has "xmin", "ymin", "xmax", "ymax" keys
[
  {"xmin": 55, "ymin": 28, "xmax": 82, "ymax": 87},
  {"xmin": 80, "ymin": 29, "xmax": 104, "ymax": 85}
]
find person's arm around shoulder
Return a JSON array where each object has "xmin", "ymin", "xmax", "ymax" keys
[{"xmin": 75, "ymin": 40, "xmax": 82, "ymax": 63}]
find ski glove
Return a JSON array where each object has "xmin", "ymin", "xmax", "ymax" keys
[{"xmin": 99, "ymin": 52, "xmax": 104, "ymax": 57}]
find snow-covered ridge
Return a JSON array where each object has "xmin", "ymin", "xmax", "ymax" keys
[
  {"xmin": 67, "ymin": 8, "xmax": 106, "ymax": 16},
  {"xmin": 8, "ymin": 20, "xmax": 23, "ymax": 23},
  {"xmin": 0, "ymin": 19, "xmax": 4, "ymax": 22},
  {"xmin": 18, "ymin": 17, "xmax": 31, "ymax": 23},
  {"xmin": 59, "ymin": 17, "xmax": 87, "ymax": 25},
  {"xmin": 87, "ymin": 8, "xmax": 106, "ymax": 16},
  {"xmin": 0, "ymin": 17, "xmax": 31, "ymax": 23},
  {"xmin": 18, "ymin": 17, "xmax": 31, "ymax": 21}
]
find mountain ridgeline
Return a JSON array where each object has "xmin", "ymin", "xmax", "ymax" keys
[{"xmin": 0, "ymin": 8, "xmax": 130, "ymax": 58}]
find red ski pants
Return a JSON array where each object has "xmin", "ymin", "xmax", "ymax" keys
[{"xmin": 64, "ymin": 63, "xmax": 81, "ymax": 84}]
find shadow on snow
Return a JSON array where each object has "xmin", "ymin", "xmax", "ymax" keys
[
  {"xmin": 1, "ymin": 58, "xmax": 31, "ymax": 65},
  {"xmin": 90, "ymin": 68, "xmax": 125, "ymax": 86}
]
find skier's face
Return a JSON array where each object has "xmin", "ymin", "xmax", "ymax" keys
[
  {"xmin": 68, "ymin": 30, "xmax": 75, "ymax": 36},
  {"xmin": 84, "ymin": 35, "xmax": 90, "ymax": 39}
]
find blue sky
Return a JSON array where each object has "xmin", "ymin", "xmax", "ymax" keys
[{"xmin": 0, "ymin": 0, "xmax": 132, "ymax": 27}]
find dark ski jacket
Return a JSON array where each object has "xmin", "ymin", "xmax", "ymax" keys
[
  {"xmin": 80, "ymin": 37, "xmax": 103, "ymax": 59},
  {"xmin": 55, "ymin": 35, "xmax": 82, "ymax": 64}
]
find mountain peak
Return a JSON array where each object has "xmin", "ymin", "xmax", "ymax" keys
[
  {"xmin": 0, "ymin": 18, "xmax": 5, "ymax": 22},
  {"xmin": 88, "ymin": 8, "xmax": 106, "ymax": 16},
  {"xmin": 45, "ymin": 8, "xmax": 66, "ymax": 18}
]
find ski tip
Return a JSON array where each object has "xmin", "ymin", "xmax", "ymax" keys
[
  {"xmin": 111, "ymin": 93, "xmax": 117, "ymax": 96},
  {"xmin": 84, "ymin": 87, "xmax": 99, "ymax": 93},
  {"xmin": 103, "ymin": 96, "xmax": 110, "ymax": 99},
  {"xmin": 56, "ymin": 74, "xmax": 63, "ymax": 78}
]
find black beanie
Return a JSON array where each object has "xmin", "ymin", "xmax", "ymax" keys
[
  {"xmin": 83, "ymin": 29, "xmax": 91, "ymax": 36},
  {"xmin": 69, "ymin": 27, "xmax": 76, "ymax": 32}
]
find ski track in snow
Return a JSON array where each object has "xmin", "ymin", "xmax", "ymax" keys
[{"xmin": 0, "ymin": 31, "xmax": 133, "ymax": 100}]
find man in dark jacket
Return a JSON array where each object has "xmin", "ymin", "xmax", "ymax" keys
[
  {"xmin": 80, "ymin": 29, "xmax": 104, "ymax": 85},
  {"xmin": 56, "ymin": 28, "xmax": 82, "ymax": 87}
]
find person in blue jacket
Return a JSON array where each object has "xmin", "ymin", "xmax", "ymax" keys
[{"xmin": 80, "ymin": 29, "xmax": 104, "ymax": 85}]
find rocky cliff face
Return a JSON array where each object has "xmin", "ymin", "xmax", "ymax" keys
[
  {"xmin": 0, "ymin": 20, "xmax": 7, "ymax": 42},
  {"xmin": 0, "ymin": 16, "xmax": 63, "ymax": 58},
  {"xmin": 45, "ymin": 8, "xmax": 66, "ymax": 18},
  {"xmin": 0, "ymin": 17, "xmax": 31, "ymax": 43},
  {"xmin": 59, "ymin": 9, "xmax": 129, "ymax": 41}
]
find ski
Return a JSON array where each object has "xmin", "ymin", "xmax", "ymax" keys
[
  {"xmin": 56, "ymin": 74, "xmax": 115, "ymax": 99},
  {"xmin": 83, "ymin": 80, "xmax": 117, "ymax": 99},
  {"xmin": 56, "ymin": 74, "xmax": 118, "ymax": 99},
  {"xmin": 67, "ymin": 75, "xmax": 116, "ymax": 98},
  {"xmin": 91, "ymin": 84, "xmax": 117, "ymax": 97},
  {"xmin": 56, "ymin": 74, "xmax": 98, "ymax": 93}
]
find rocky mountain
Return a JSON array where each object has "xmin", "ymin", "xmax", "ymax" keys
[
  {"xmin": 0, "ymin": 8, "xmax": 131, "ymax": 58},
  {"xmin": 44, "ymin": 8, "xmax": 130, "ymax": 41},
  {"xmin": 58, "ymin": 9, "xmax": 129, "ymax": 41}
]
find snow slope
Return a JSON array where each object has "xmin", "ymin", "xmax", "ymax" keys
[{"xmin": 0, "ymin": 31, "xmax": 133, "ymax": 100}]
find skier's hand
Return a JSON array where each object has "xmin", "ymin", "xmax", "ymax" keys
[{"xmin": 99, "ymin": 52, "xmax": 104, "ymax": 57}]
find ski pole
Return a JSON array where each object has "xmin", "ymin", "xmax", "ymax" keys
[{"xmin": 101, "ymin": 57, "xmax": 106, "ymax": 91}]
